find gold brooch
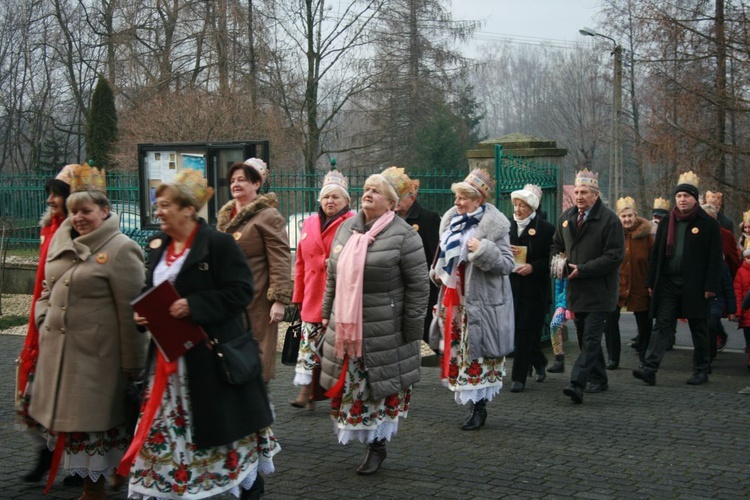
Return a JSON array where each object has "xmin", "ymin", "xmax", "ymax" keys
[
  {"xmin": 233, "ymin": 231, "xmax": 242, "ymax": 240},
  {"xmin": 333, "ymin": 244, "xmax": 343, "ymax": 254},
  {"xmin": 562, "ymin": 220, "xmax": 569, "ymax": 228},
  {"xmin": 149, "ymin": 239, "xmax": 162, "ymax": 249},
  {"xmin": 412, "ymin": 224, "xmax": 420, "ymax": 232},
  {"xmin": 301, "ymin": 232, "xmax": 307, "ymax": 240},
  {"xmin": 95, "ymin": 252, "xmax": 108, "ymax": 264},
  {"xmin": 528, "ymin": 228, "xmax": 536, "ymax": 236},
  {"xmin": 691, "ymin": 227, "xmax": 699, "ymax": 234}
]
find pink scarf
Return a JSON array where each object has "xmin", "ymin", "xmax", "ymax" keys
[{"xmin": 334, "ymin": 210, "xmax": 396, "ymax": 358}]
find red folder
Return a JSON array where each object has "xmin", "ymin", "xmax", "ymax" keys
[{"xmin": 131, "ymin": 280, "xmax": 208, "ymax": 362}]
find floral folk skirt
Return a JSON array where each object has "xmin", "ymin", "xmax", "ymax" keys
[
  {"xmin": 440, "ymin": 301, "xmax": 505, "ymax": 405},
  {"xmin": 127, "ymin": 359, "xmax": 279, "ymax": 500},
  {"xmin": 293, "ymin": 321, "xmax": 321, "ymax": 386},
  {"xmin": 330, "ymin": 357, "xmax": 411, "ymax": 445}
]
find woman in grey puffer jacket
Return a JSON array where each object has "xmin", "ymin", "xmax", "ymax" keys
[
  {"xmin": 320, "ymin": 168, "xmax": 429, "ymax": 476},
  {"xmin": 430, "ymin": 168, "xmax": 515, "ymax": 431}
]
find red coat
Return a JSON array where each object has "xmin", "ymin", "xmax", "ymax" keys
[
  {"xmin": 734, "ymin": 262, "xmax": 750, "ymax": 327},
  {"xmin": 293, "ymin": 210, "xmax": 354, "ymax": 322}
]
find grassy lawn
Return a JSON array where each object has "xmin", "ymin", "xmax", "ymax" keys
[
  {"xmin": 6, "ymin": 248, "xmax": 40, "ymax": 259},
  {"xmin": 0, "ymin": 315, "xmax": 27, "ymax": 329}
]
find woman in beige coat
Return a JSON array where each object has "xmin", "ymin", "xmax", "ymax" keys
[
  {"xmin": 29, "ymin": 165, "xmax": 148, "ymax": 499},
  {"xmin": 216, "ymin": 158, "xmax": 292, "ymax": 383}
]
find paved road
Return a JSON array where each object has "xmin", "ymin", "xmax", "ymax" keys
[{"xmin": 2, "ymin": 313, "xmax": 749, "ymax": 499}]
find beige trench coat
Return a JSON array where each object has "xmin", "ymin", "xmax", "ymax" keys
[{"xmin": 29, "ymin": 214, "xmax": 148, "ymax": 432}]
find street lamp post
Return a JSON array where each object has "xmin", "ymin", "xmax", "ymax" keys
[{"xmin": 579, "ymin": 27, "xmax": 623, "ymax": 203}]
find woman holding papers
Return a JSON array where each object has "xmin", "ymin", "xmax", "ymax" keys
[
  {"xmin": 29, "ymin": 163, "xmax": 148, "ymax": 498},
  {"xmin": 290, "ymin": 169, "xmax": 354, "ymax": 409},
  {"xmin": 508, "ymin": 184, "xmax": 554, "ymax": 392},
  {"xmin": 123, "ymin": 170, "xmax": 277, "ymax": 500},
  {"xmin": 319, "ymin": 168, "xmax": 428, "ymax": 476},
  {"xmin": 429, "ymin": 169, "xmax": 515, "ymax": 431},
  {"xmin": 217, "ymin": 158, "xmax": 292, "ymax": 384}
]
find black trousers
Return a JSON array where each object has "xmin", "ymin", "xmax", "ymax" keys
[
  {"xmin": 643, "ymin": 277, "xmax": 710, "ymax": 375},
  {"xmin": 707, "ymin": 313, "xmax": 727, "ymax": 360},
  {"xmin": 511, "ymin": 327, "xmax": 548, "ymax": 383},
  {"xmin": 604, "ymin": 308, "xmax": 621, "ymax": 364},
  {"xmin": 634, "ymin": 311, "xmax": 653, "ymax": 360},
  {"xmin": 570, "ymin": 312, "xmax": 608, "ymax": 388}
]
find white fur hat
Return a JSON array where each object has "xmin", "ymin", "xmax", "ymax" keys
[{"xmin": 510, "ymin": 184, "xmax": 542, "ymax": 211}]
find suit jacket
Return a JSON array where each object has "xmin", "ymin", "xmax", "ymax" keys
[
  {"xmin": 647, "ymin": 207, "xmax": 722, "ymax": 320},
  {"xmin": 144, "ymin": 220, "xmax": 273, "ymax": 448},
  {"xmin": 550, "ymin": 198, "xmax": 625, "ymax": 313},
  {"xmin": 509, "ymin": 212, "xmax": 554, "ymax": 330}
]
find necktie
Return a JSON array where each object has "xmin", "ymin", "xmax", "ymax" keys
[{"xmin": 577, "ymin": 211, "xmax": 585, "ymax": 231}]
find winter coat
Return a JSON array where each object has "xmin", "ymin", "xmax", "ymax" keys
[
  {"xmin": 551, "ymin": 197, "xmax": 625, "ymax": 313},
  {"xmin": 509, "ymin": 212, "xmax": 555, "ymax": 331},
  {"xmin": 217, "ymin": 194, "xmax": 292, "ymax": 382},
  {"xmin": 647, "ymin": 207, "xmax": 722, "ymax": 320},
  {"xmin": 710, "ymin": 261, "xmax": 736, "ymax": 318},
  {"xmin": 144, "ymin": 220, "xmax": 273, "ymax": 449},
  {"xmin": 320, "ymin": 211, "xmax": 429, "ymax": 400},
  {"xmin": 30, "ymin": 214, "xmax": 148, "ymax": 432},
  {"xmin": 734, "ymin": 262, "xmax": 750, "ymax": 327},
  {"xmin": 618, "ymin": 216, "xmax": 654, "ymax": 312},
  {"xmin": 720, "ymin": 227, "xmax": 741, "ymax": 279},
  {"xmin": 430, "ymin": 203, "xmax": 516, "ymax": 358},
  {"xmin": 292, "ymin": 210, "xmax": 354, "ymax": 323}
]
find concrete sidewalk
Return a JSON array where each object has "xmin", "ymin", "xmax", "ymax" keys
[{"xmin": 2, "ymin": 312, "xmax": 749, "ymax": 499}]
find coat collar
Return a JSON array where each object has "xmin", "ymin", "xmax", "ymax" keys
[
  {"xmin": 626, "ymin": 216, "xmax": 652, "ymax": 240},
  {"xmin": 439, "ymin": 203, "xmax": 510, "ymax": 240},
  {"xmin": 47, "ymin": 213, "xmax": 121, "ymax": 262},
  {"xmin": 216, "ymin": 193, "xmax": 280, "ymax": 233},
  {"xmin": 146, "ymin": 219, "xmax": 211, "ymax": 281}
]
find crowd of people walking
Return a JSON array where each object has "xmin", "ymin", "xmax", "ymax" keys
[{"xmin": 13, "ymin": 160, "xmax": 750, "ymax": 498}]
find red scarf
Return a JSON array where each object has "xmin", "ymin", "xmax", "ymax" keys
[
  {"xmin": 666, "ymin": 204, "xmax": 699, "ymax": 258},
  {"xmin": 165, "ymin": 223, "xmax": 199, "ymax": 266}
]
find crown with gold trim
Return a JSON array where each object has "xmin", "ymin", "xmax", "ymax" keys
[
  {"xmin": 677, "ymin": 171, "xmax": 699, "ymax": 188},
  {"xmin": 574, "ymin": 168, "xmax": 599, "ymax": 190},
  {"xmin": 381, "ymin": 166, "xmax": 412, "ymax": 199},
  {"xmin": 243, "ymin": 157, "xmax": 269, "ymax": 184},
  {"xmin": 172, "ymin": 168, "xmax": 214, "ymax": 209},
  {"xmin": 653, "ymin": 197, "xmax": 670, "ymax": 211},
  {"xmin": 705, "ymin": 190, "xmax": 722, "ymax": 206},
  {"xmin": 464, "ymin": 168, "xmax": 495, "ymax": 200},
  {"xmin": 409, "ymin": 178, "xmax": 420, "ymax": 196},
  {"xmin": 323, "ymin": 169, "xmax": 349, "ymax": 192},
  {"xmin": 524, "ymin": 184, "xmax": 543, "ymax": 203},
  {"xmin": 743, "ymin": 210, "xmax": 750, "ymax": 225},
  {"xmin": 616, "ymin": 196, "xmax": 637, "ymax": 214},
  {"xmin": 70, "ymin": 162, "xmax": 106, "ymax": 193},
  {"xmin": 55, "ymin": 164, "xmax": 76, "ymax": 185}
]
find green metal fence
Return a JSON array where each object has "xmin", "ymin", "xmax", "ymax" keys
[{"xmin": 1, "ymin": 153, "xmax": 559, "ymax": 250}]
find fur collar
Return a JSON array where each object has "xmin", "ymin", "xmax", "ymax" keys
[
  {"xmin": 439, "ymin": 203, "xmax": 510, "ymax": 240},
  {"xmin": 627, "ymin": 216, "xmax": 652, "ymax": 240},
  {"xmin": 216, "ymin": 193, "xmax": 280, "ymax": 233}
]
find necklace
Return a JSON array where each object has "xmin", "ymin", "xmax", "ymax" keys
[{"xmin": 165, "ymin": 223, "xmax": 199, "ymax": 266}]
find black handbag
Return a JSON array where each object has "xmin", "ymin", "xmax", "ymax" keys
[
  {"xmin": 281, "ymin": 309, "xmax": 302, "ymax": 366},
  {"xmin": 213, "ymin": 313, "xmax": 262, "ymax": 385}
]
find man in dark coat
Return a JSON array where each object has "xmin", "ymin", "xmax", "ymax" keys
[
  {"xmin": 508, "ymin": 184, "xmax": 555, "ymax": 392},
  {"xmin": 633, "ymin": 172, "xmax": 722, "ymax": 386},
  {"xmin": 551, "ymin": 169, "xmax": 625, "ymax": 404},
  {"xmin": 396, "ymin": 175, "xmax": 441, "ymax": 348}
]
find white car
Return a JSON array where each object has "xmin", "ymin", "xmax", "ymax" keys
[{"xmin": 286, "ymin": 212, "xmax": 316, "ymax": 250}]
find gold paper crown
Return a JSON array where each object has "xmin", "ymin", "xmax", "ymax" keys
[
  {"xmin": 575, "ymin": 168, "xmax": 599, "ymax": 190},
  {"xmin": 409, "ymin": 178, "xmax": 420, "ymax": 196},
  {"xmin": 464, "ymin": 168, "xmax": 495, "ymax": 200},
  {"xmin": 616, "ymin": 196, "xmax": 637, "ymax": 214},
  {"xmin": 172, "ymin": 169, "xmax": 214, "ymax": 209},
  {"xmin": 523, "ymin": 184, "xmax": 543, "ymax": 202},
  {"xmin": 70, "ymin": 163, "xmax": 106, "ymax": 193},
  {"xmin": 55, "ymin": 164, "xmax": 76, "ymax": 185},
  {"xmin": 381, "ymin": 166, "xmax": 412, "ymax": 199},
  {"xmin": 743, "ymin": 209, "xmax": 750, "ymax": 225},
  {"xmin": 677, "ymin": 170, "xmax": 699, "ymax": 188},
  {"xmin": 705, "ymin": 190, "xmax": 722, "ymax": 206},
  {"xmin": 243, "ymin": 158, "xmax": 269, "ymax": 183},
  {"xmin": 323, "ymin": 169, "xmax": 349, "ymax": 191},
  {"xmin": 653, "ymin": 197, "xmax": 670, "ymax": 211}
]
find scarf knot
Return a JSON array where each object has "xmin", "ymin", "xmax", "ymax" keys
[
  {"xmin": 666, "ymin": 204, "xmax": 699, "ymax": 257},
  {"xmin": 435, "ymin": 206, "xmax": 485, "ymax": 288}
]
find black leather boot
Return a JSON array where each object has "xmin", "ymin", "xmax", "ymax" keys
[
  {"xmin": 461, "ymin": 399, "xmax": 487, "ymax": 430},
  {"xmin": 240, "ymin": 474, "xmax": 265, "ymax": 500},
  {"xmin": 23, "ymin": 447, "xmax": 52, "ymax": 482},
  {"xmin": 356, "ymin": 439, "xmax": 387, "ymax": 475},
  {"xmin": 547, "ymin": 355, "xmax": 565, "ymax": 373}
]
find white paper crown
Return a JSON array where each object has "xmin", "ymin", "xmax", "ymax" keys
[{"xmin": 575, "ymin": 168, "xmax": 599, "ymax": 190}]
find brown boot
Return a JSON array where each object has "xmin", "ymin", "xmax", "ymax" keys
[
  {"xmin": 356, "ymin": 439, "xmax": 387, "ymax": 475},
  {"xmin": 80, "ymin": 476, "xmax": 107, "ymax": 500},
  {"xmin": 290, "ymin": 384, "xmax": 313, "ymax": 410}
]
